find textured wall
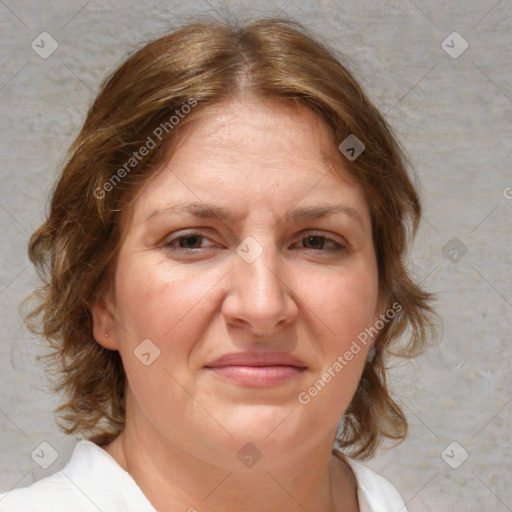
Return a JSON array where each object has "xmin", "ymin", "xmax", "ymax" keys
[{"xmin": 1, "ymin": 1, "xmax": 511, "ymax": 510}]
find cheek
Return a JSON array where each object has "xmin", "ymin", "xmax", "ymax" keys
[
  {"xmin": 304, "ymin": 258, "xmax": 379, "ymax": 347},
  {"xmin": 112, "ymin": 253, "xmax": 229, "ymax": 372},
  {"xmin": 111, "ymin": 256, "xmax": 226, "ymax": 426},
  {"xmin": 114, "ymin": 255, "xmax": 205, "ymax": 337},
  {"xmin": 295, "ymin": 266, "xmax": 377, "ymax": 420},
  {"xmin": 296, "ymin": 256, "xmax": 378, "ymax": 412}
]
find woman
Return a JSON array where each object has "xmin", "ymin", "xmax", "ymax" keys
[{"xmin": 0, "ymin": 17, "xmax": 435, "ymax": 512}]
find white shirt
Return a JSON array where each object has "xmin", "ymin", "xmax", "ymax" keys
[{"xmin": 0, "ymin": 441, "xmax": 407, "ymax": 511}]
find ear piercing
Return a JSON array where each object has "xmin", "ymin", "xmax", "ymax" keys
[{"xmin": 105, "ymin": 333, "xmax": 109, "ymax": 339}]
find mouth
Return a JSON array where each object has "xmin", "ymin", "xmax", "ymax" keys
[{"xmin": 204, "ymin": 351, "xmax": 308, "ymax": 387}]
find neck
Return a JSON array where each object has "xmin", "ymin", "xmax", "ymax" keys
[{"xmin": 103, "ymin": 396, "xmax": 358, "ymax": 512}]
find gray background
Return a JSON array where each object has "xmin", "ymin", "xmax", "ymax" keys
[{"xmin": 1, "ymin": 0, "xmax": 511, "ymax": 510}]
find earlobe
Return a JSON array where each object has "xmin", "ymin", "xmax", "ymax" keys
[{"xmin": 91, "ymin": 295, "xmax": 119, "ymax": 350}]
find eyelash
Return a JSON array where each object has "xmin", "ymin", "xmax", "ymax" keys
[
  {"xmin": 296, "ymin": 235, "xmax": 346, "ymax": 253},
  {"xmin": 162, "ymin": 231, "xmax": 347, "ymax": 254}
]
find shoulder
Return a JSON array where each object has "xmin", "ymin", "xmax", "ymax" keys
[
  {"xmin": 343, "ymin": 456, "xmax": 408, "ymax": 512},
  {"xmin": 0, "ymin": 469, "xmax": 87, "ymax": 512},
  {"xmin": 0, "ymin": 440, "xmax": 155, "ymax": 512}
]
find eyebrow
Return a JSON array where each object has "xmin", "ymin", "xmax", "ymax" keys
[
  {"xmin": 284, "ymin": 205, "xmax": 363, "ymax": 226},
  {"xmin": 145, "ymin": 201, "xmax": 363, "ymax": 226},
  {"xmin": 145, "ymin": 202, "xmax": 239, "ymax": 223}
]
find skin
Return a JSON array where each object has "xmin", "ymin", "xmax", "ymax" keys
[{"xmin": 92, "ymin": 95, "xmax": 383, "ymax": 512}]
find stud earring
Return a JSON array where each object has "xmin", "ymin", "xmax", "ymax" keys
[{"xmin": 105, "ymin": 333, "xmax": 109, "ymax": 339}]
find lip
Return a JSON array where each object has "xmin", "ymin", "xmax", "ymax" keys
[{"xmin": 204, "ymin": 351, "xmax": 307, "ymax": 387}]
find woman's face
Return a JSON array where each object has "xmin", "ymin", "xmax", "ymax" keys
[{"xmin": 94, "ymin": 96, "xmax": 382, "ymax": 467}]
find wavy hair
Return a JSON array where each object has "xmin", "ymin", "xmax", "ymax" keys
[{"xmin": 24, "ymin": 16, "xmax": 436, "ymax": 459}]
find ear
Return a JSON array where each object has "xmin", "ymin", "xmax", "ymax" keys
[{"xmin": 91, "ymin": 286, "xmax": 119, "ymax": 351}]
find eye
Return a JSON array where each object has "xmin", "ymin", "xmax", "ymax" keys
[
  {"xmin": 294, "ymin": 235, "xmax": 346, "ymax": 253},
  {"xmin": 163, "ymin": 232, "xmax": 217, "ymax": 250},
  {"xmin": 176, "ymin": 234, "xmax": 206, "ymax": 249}
]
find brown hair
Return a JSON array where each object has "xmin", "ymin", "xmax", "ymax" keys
[{"xmin": 24, "ymin": 16, "xmax": 436, "ymax": 459}]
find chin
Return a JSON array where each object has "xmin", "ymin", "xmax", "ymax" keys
[{"xmin": 215, "ymin": 409, "xmax": 319, "ymax": 450}]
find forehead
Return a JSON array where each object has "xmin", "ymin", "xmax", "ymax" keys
[
  {"xmin": 186, "ymin": 97, "xmax": 345, "ymax": 176},
  {"xmin": 127, "ymin": 96, "xmax": 370, "ymax": 228}
]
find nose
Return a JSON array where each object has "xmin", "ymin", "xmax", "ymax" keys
[{"xmin": 221, "ymin": 239, "xmax": 298, "ymax": 337}]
